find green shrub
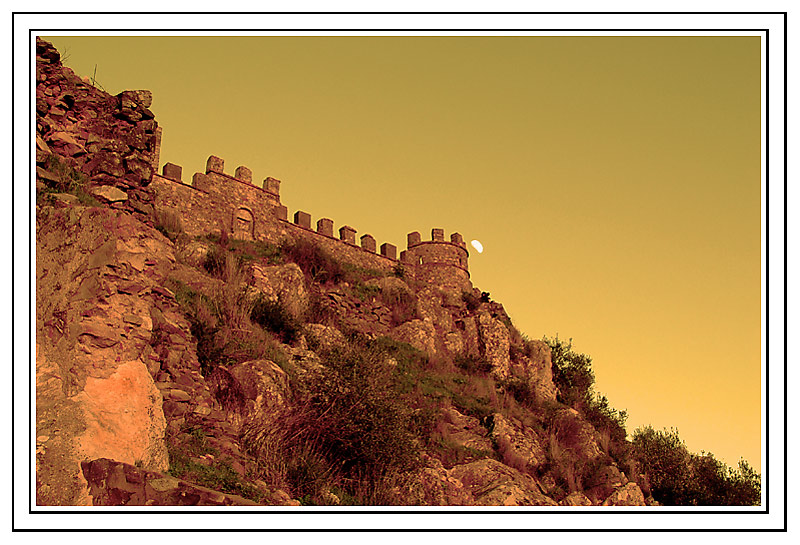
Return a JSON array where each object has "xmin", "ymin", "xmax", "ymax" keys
[
  {"xmin": 462, "ymin": 291, "xmax": 481, "ymax": 312},
  {"xmin": 167, "ymin": 426, "xmax": 262, "ymax": 502},
  {"xmin": 381, "ymin": 288, "xmax": 417, "ymax": 326},
  {"xmin": 351, "ymin": 281, "xmax": 381, "ymax": 301},
  {"xmin": 455, "ymin": 353, "xmax": 494, "ymax": 376},
  {"xmin": 154, "ymin": 208, "xmax": 184, "ymax": 241},
  {"xmin": 228, "ymin": 239, "xmax": 282, "ymax": 264},
  {"xmin": 631, "ymin": 426, "xmax": 761, "ymax": 506},
  {"xmin": 281, "ymin": 238, "xmax": 344, "ymax": 284},
  {"xmin": 241, "ymin": 335, "xmax": 425, "ymax": 504},
  {"xmin": 250, "ymin": 294, "xmax": 301, "ymax": 344},
  {"xmin": 544, "ymin": 336, "xmax": 596, "ymax": 409},
  {"xmin": 202, "ymin": 244, "xmax": 228, "ymax": 277}
]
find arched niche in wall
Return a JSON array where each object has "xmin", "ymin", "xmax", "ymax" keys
[{"xmin": 233, "ymin": 207, "xmax": 255, "ymax": 241}]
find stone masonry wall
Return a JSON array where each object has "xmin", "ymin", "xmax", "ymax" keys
[{"xmin": 152, "ymin": 155, "xmax": 474, "ymax": 288}]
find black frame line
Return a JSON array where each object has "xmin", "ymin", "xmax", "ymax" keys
[{"xmin": 14, "ymin": 11, "xmax": 785, "ymax": 532}]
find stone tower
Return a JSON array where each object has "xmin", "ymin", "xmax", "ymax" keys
[{"xmin": 402, "ymin": 228, "xmax": 471, "ymax": 291}]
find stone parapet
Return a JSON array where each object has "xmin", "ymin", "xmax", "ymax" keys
[
  {"xmin": 361, "ymin": 234, "xmax": 376, "ymax": 253},
  {"xmin": 339, "ymin": 225, "xmax": 356, "ymax": 245},
  {"xmin": 235, "ymin": 166, "xmax": 252, "ymax": 184},
  {"xmin": 294, "ymin": 210, "xmax": 311, "ymax": 229},
  {"xmin": 317, "ymin": 218, "xmax": 334, "ymax": 237},
  {"xmin": 162, "ymin": 162, "xmax": 182, "ymax": 182}
]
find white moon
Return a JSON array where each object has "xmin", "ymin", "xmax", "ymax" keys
[{"xmin": 471, "ymin": 240, "xmax": 483, "ymax": 253}]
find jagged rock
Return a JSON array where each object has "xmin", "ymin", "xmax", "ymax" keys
[
  {"xmin": 560, "ymin": 492, "xmax": 593, "ymax": 506},
  {"xmin": 551, "ymin": 408, "xmax": 603, "ymax": 461},
  {"xmin": 390, "ymin": 455, "xmax": 474, "ymax": 506},
  {"xmin": 415, "ymin": 287, "xmax": 455, "ymax": 332},
  {"xmin": 449, "ymin": 458, "xmax": 557, "ymax": 506},
  {"xmin": 49, "ymin": 193, "xmax": 80, "ymax": 205},
  {"xmin": 91, "ymin": 185, "xmax": 128, "ymax": 203},
  {"xmin": 249, "ymin": 262, "xmax": 309, "ymax": 320},
  {"xmin": 440, "ymin": 407, "xmax": 494, "ymax": 454},
  {"xmin": 476, "ymin": 311, "xmax": 511, "ymax": 379},
  {"xmin": 509, "ymin": 339, "xmax": 558, "ymax": 403},
  {"xmin": 585, "ymin": 464, "xmax": 627, "ymax": 504},
  {"xmin": 176, "ymin": 239, "xmax": 212, "ymax": 268},
  {"xmin": 601, "ymin": 482, "xmax": 646, "ymax": 506},
  {"xmin": 489, "ymin": 413, "xmax": 548, "ymax": 473}
]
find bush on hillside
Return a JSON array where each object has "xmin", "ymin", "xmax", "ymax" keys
[
  {"xmin": 281, "ymin": 238, "xmax": 344, "ymax": 285},
  {"xmin": 250, "ymin": 294, "xmax": 301, "ymax": 344},
  {"xmin": 631, "ymin": 426, "xmax": 761, "ymax": 506},
  {"xmin": 241, "ymin": 333, "xmax": 424, "ymax": 504}
]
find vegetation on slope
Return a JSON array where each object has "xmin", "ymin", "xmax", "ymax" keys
[{"xmin": 162, "ymin": 233, "xmax": 760, "ymax": 506}]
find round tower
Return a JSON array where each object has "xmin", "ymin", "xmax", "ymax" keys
[{"xmin": 402, "ymin": 228, "xmax": 471, "ymax": 291}]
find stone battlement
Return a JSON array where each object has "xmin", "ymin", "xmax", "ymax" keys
[{"xmin": 151, "ymin": 153, "xmax": 471, "ymax": 290}]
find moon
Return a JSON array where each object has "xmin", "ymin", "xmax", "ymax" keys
[{"xmin": 470, "ymin": 240, "xmax": 483, "ymax": 253}]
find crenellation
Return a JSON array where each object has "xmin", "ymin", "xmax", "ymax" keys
[
  {"xmin": 192, "ymin": 172, "xmax": 213, "ymax": 192},
  {"xmin": 263, "ymin": 177, "xmax": 281, "ymax": 196},
  {"xmin": 361, "ymin": 234, "xmax": 376, "ymax": 253},
  {"xmin": 294, "ymin": 210, "xmax": 311, "ymax": 230},
  {"xmin": 340, "ymin": 225, "xmax": 356, "ymax": 245},
  {"xmin": 235, "ymin": 166, "xmax": 252, "ymax": 184},
  {"xmin": 162, "ymin": 162, "xmax": 182, "ymax": 182},
  {"xmin": 380, "ymin": 243, "xmax": 397, "ymax": 260},
  {"xmin": 151, "ymin": 149, "xmax": 470, "ymax": 289},
  {"xmin": 206, "ymin": 155, "xmax": 224, "ymax": 174},
  {"xmin": 317, "ymin": 218, "xmax": 334, "ymax": 237}
]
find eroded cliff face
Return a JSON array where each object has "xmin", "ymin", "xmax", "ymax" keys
[{"xmin": 34, "ymin": 38, "xmax": 646, "ymax": 507}]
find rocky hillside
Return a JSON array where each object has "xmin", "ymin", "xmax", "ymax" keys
[{"xmin": 34, "ymin": 37, "xmax": 658, "ymax": 507}]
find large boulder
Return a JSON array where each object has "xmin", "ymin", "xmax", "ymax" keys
[
  {"xmin": 249, "ymin": 262, "xmax": 309, "ymax": 320},
  {"xmin": 74, "ymin": 359, "xmax": 168, "ymax": 471},
  {"xmin": 602, "ymin": 482, "xmax": 647, "ymax": 506},
  {"xmin": 389, "ymin": 455, "xmax": 474, "ymax": 506},
  {"xmin": 560, "ymin": 492, "xmax": 593, "ymax": 506},
  {"xmin": 449, "ymin": 458, "xmax": 557, "ymax": 506}
]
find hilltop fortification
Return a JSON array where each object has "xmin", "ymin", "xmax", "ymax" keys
[
  {"xmin": 34, "ymin": 38, "xmax": 656, "ymax": 509},
  {"xmin": 151, "ymin": 156, "xmax": 472, "ymax": 292}
]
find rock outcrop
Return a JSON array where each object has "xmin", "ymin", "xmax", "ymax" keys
[{"xmin": 34, "ymin": 38, "xmax": 647, "ymax": 508}]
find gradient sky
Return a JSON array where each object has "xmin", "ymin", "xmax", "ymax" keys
[{"xmin": 41, "ymin": 35, "xmax": 762, "ymax": 472}]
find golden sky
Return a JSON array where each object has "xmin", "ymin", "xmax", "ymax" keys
[{"xmin": 42, "ymin": 35, "xmax": 762, "ymax": 472}]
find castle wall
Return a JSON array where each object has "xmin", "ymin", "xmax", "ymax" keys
[
  {"xmin": 151, "ymin": 153, "xmax": 471, "ymax": 289},
  {"xmin": 276, "ymin": 219, "xmax": 397, "ymax": 274}
]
